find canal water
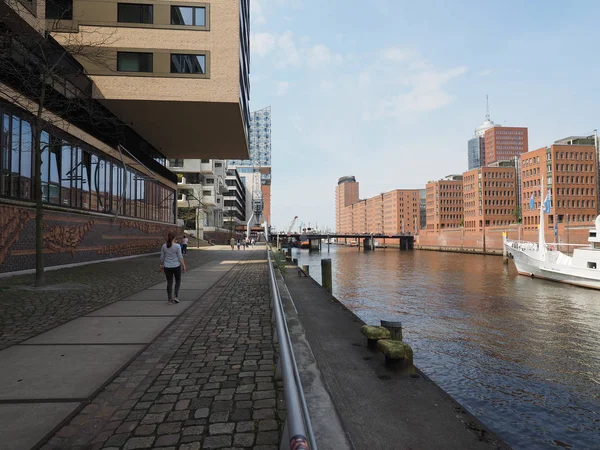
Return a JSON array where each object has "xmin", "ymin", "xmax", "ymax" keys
[{"xmin": 294, "ymin": 245, "xmax": 600, "ymax": 450}]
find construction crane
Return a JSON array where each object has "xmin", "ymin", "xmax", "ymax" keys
[{"xmin": 287, "ymin": 216, "xmax": 298, "ymax": 235}]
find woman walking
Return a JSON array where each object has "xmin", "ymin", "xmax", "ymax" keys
[{"xmin": 160, "ymin": 232, "xmax": 187, "ymax": 304}]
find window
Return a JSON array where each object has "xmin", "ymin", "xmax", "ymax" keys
[
  {"xmin": 205, "ymin": 178, "xmax": 214, "ymax": 184},
  {"xmin": 171, "ymin": 6, "xmax": 206, "ymax": 26},
  {"xmin": 117, "ymin": 52, "xmax": 153, "ymax": 72},
  {"xmin": 169, "ymin": 159, "xmax": 184, "ymax": 167},
  {"xmin": 118, "ymin": 3, "xmax": 153, "ymax": 23},
  {"xmin": 171, "ymin": 54, "xmax": 206, "ymax": 74},
  {"xmin": 202, "ymin": 190, "xmax": 211, "ymax": 196},
  {"xmin": 201, "ymin": 159, "xmax": 210, "ymax": 163},
  {"xmin": 46, "ymin": 0, "xmax": 73, "ymax": 20},
  {"xmin": 588, "ymin": 262, "xmax": 597, "ymax": 269}
]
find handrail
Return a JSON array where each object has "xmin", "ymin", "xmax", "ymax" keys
[{"xmin": 266, "ymin": 249, "xmax": 317, "ymax": 450}]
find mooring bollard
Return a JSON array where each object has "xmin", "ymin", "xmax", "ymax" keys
[
  {"xmin": 381, "ymin": 320, "xmax": 403, "ymax": 341},
  {"xmin": 292, "ymin": 258, "xmax": 298, "ymax": 265},
  {"xmin": 321, "ymin": 258, "xmax": 332, "ymax": 293},
  {"xmin": 302, "ymin": 264, "xmax": 310, "ymax": 276}
]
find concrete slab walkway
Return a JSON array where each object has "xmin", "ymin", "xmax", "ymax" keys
[{"xmin": 0, "ymin": 247, "xmax": 280, "ymax": 450}]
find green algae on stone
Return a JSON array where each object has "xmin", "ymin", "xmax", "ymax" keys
[
  {"xmin": 377, "ymin": 339, "xmax": 406, "ymax": 359},
  {"xmin": 360, "ymin": 325, "xmax": 392, "ymax": 340}
]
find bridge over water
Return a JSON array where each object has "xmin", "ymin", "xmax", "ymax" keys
[{"xmin": 272, "ymin": 233, "xmax": 415, "ymax": 250}]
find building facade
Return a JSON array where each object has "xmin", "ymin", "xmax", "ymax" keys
[
  {"xmin": 335, "ymin": 177, "xmax": 420, "ymax": 235},
  {"xmin": 335, "ymin": 176, "xmax": 359, "ymax": 234},
  {"xmin": 228, "ymin": 106, "xmax": 271, "ymax": 224},
  {"xmin": 425, "ymin": 175, "xmax": 463, "ymax": 231},
  {"xmin": 0, "ymin": 0, "xmax": 249, "ymax": 273},
  {"xmin": 224, "ymin": 168, "xmax": 247, "ymax": 230},
  {"xmin": 463, "ymin": 166, "xmax": 518, "ymax": 232},
  {"xmin": 484, "ymin": 126, "xmax": 528, "ymax": 166},
  {"xmin": 520, "ymin": 139, "xmax": 597, "ymax": 231},
  {"xmin": 467, "ymin": 104, "xmax": 498, "ymax": 170}
]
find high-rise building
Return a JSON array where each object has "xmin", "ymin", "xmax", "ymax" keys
[
  {"xmin": 224, "ymin": 168, "xmax": 247, "ymax": 229},
  {"xmin": 335, "ymin": 176, "xmax": 359, "ymax": 233},
  {"xmin": 463, "ymin": 166, "xmax": 518, "ymax": 231},
  {"xmin": 228, "ymin": 106, "xmax": 272, "ymax": 224},
  {"xmin": 520, "ymin": 138, "xmax": 597, "ymax": 231},
  {"xmin": 468, "ymin": 98, "xmax": 498, "ymax": 170},
  {"xmin": 484, "ymin": 127, "xmax": 528, "ymax": 166},
  {"xmin": 425, "ymin": 176, "xmax": 464, "ymax": 230}
]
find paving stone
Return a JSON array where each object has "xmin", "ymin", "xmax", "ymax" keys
[
  {"xmin": 258, "ymin": 420, "xmax": 278, "ymax": 432},
  {"xmin": 209, "ymin": 423, "xmax": 235, "ymax": 435},
  {"xmin": 154, "ymin": 434, "xmax": 180, "ymax": 446},
  {"xmin": 194, "ymin": 408, "xmax": 210, "ymax": 419},
  {"xmin": 230, "ymin": 409, "xmax": 252, "ymax": 421},
  {"xmin": 157, "ymin": 422, "xmax": 182, "ymax": 435},
  {"xmin": 256, "ymin": 431, "xmax": 279, "ymax": 446},
  {"xmin": 202, "ymin": 435, "xmax": 232, "ymax": 449},
  {"xmin": 254, "ymin": 399, "xmax": 276, "ymax": 409},
  {"xmin": 133, "ymin": 424, "xmax": 156, "ymax": 436},
  {"xmin": 116, "ymin": 421, "xmax": 139, "ymax": 434},
  {"xmin": 233, "ymin": 433, "xmax": 255, "ymax": 447},
  {"xmin": 175, "ymin": 400, "xmax": 190, "ymax": 410},
  {"xmin": 123, "ymin": 436, "xmax": 156, "ymax": 449},
  {"xmin": 105, "ymin": 434, "xmax": 130, "ymax": 447},
  {"xmin": 236, "ymin": 421, "xmax": 255, "ymax": 433},
  {"xmin": 182, "ymin": 425, "xmax": 205, "ymax": 436},
  {"xmin": 167, "ymin": 410, "xmax": 189, "ymax": 422},
  {"xmin": 141, "ymin": 413, "xmax": 166, "ymax": 424},
  {"xmin": 209, "ymin": 412, "xmax": 229, "ymax": 423},
  {"xmin": 252, "ymin": 391, "xmax": 276, "ymax": 400},
  {"xmin": 179, "ymin": 443, "xmax": 201, "ymax": 450},
  {"xmin": 253, "ymin": 409, "xmax": 276, "ymax": 420}
]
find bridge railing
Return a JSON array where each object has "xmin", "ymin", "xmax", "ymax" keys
[{"xmin": 266, "ymin": 249, "xmax": 317, "ymax": 450}]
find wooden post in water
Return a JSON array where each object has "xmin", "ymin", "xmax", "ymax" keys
[
  {"xmin": 502, "ymin": 232, "xmax": 508, "ymax": 264},
  {"xmin": 321, "ymin": 258, "xmax": 332, "ymax": 293}
]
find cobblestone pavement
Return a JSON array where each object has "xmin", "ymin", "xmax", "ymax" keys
[
  {"xmin": 44, "ymin": 252, "xmax": 283, "ymax": 450},
  {"xmin": 0, "ymin": 248, "xmax": 229, "ymax": 350}
]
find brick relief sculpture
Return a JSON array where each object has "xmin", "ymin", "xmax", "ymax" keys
[
  {"xmin": 119, "ymin": 220, "xmax": 166, "ymax": 234},
  {"xmin": 0, "ymin": 205, "xmax": 34, "ymax": 265},
  {"xmin": 97, "ymin": 239, "xmax": 164, "ymax": 257},
  {"xmin": 44, "ymin": 219, "xmax": 95, "ymax": 255}
]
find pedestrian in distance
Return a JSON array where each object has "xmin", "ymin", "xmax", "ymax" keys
[
  {"xmin": 251, "ymin": 238, "xmax": 255, "ymax": 248},
  {"xmin": 230, "ymin": 236, "xmax": 235, "ymax": 250},
  {"xmin": 181, "ymin": 235, "xmax": 189, "ymax": 255},
  {"xmin": 160, "ymin": 232, "xmax": 187, "ymax": 305},
  {"xmin": 242, "ymin": 239, "xmax": 246, "ymax": 250},
  {"xmin": 237, "ymin": 239, "xmax": 241, "ymax": 250}
]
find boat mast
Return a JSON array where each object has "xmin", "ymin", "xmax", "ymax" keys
[{"xmin": 539, "ymin": 178, "xmax": 546, "ymax": 255}]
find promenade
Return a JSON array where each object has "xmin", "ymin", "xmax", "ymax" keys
[{"xmin": 0, "ymin": 246, "xmax": 280, "ymax": 450}]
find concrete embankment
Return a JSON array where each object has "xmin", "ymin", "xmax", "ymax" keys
[
  {"xmin": 417, "ymin": 245, "xmax": 503, "ymax": 256},
  {"xmin": 278, "ymin": 264, "xmax": 511, "ymax": 450}
]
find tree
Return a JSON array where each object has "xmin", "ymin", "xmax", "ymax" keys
[{"xmin": 1, "ymin": 1, "xmax": 117, "ymax": 286}]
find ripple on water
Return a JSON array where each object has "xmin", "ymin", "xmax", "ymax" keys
[{"xmin": 296, "ymin": 246, "xmax": 600, "ymax": 450}]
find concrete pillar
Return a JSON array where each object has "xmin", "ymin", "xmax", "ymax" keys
[
  {"xmin": 302, "ymin": 264, "xmax": 310, "ymax": 276},
  {"xmin": 292, "ymin": 258, "xmax": 298, "ymax": 265},
  {"xmin": 321, "ymin": 258, "xmax": 332, "ymax": 293}
]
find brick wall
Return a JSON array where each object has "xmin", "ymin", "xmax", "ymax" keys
[
  {"xmin": 416, "ymin": 223, "xmax": 591, "ymax": 254},
  {"xmin": 0, "ymin": 203, "xmax": 180, "ymax": 273}
]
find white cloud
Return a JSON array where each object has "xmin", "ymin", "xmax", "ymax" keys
[
  {"xmin": 251, "ymin": 32, "xmax": 276, "ymax": 57},
  {"xmin": 476, "ymin": 69, "xmax": 493, "ymax": 76},
  {"xmin": 275, "ymin": 31, "xmax": 301, "ymax": 67},
  {"xmin": 276, "ymin": 81, "xmax": 291, "ymax": 96},
  {"xmin": 251, "ymin": 0, "xmax": 266, "ymax": 25},
  {"xmin": 382, "ymin": 48, "xmax": 417, "ymax": 62}
]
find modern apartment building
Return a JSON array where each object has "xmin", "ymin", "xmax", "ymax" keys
[
  {"xmin": 425, "ymin": 175, "xmax": 463, "ymax": 231},
  {"xmin": 229, "ymin": 106, "xmax": 272, "ymax": 224},
  {"xmin": 520, "ymin": 138, "xmax": 597, "ymax": 231},
  {"xmin": 335, "ymin": 177, "xmax": 420, "ymax": 235},
  {"xmin": 463, "ymin": 166, "xmax": 518, "ymax": 231},
  {"xmin": 224, "ymin": 168, "xmax": 247, "ymax": 229},
  {"xmin": 49, "ymin": 0, "xmax": 251, "ymax": 160},
  {"xmin": 168, "ymin": 159, "xmax": 229, "ymax": 238},
  {"xmin": 484, "ymin": 126, "xmax": 528, "ymax": 166}
]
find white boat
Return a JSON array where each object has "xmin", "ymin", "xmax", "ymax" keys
[{"xmin": 505, "ymin": 203, "xmax": 600, "ymax": 289}]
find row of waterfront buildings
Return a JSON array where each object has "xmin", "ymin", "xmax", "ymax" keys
[
  {"xmin": 336, "ymin": 109, "xmax": 599, "ymax": 246},
  {"xmin": 0, "ymin": 0, "xmax": 269, "ymax": 274}
]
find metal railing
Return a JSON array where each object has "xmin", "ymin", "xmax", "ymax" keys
[{"xmin": 266, "ymin": 249, "xmax": 317, "ymax": 450}]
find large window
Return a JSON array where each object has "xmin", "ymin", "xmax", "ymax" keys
[
  {"xmin": 171, "ymin": 6, "xmax": 206, "ymax": 26},
  {"xmin": 171, "ymin": 54, "xmax": 206, "ymax": 74},
  {"xmin": 0, "ymin": 104, "xmax": 175, "ymax": 224},
  {"xmin": 46, "ymin": 0, "xmax": 73, "ymax": 20},
  {"xmin": 118, "ymin": 3, "xmax": 153, "ymax": 24},
  {"xmin": 117, "ymin": 52, "xmax": 153, "ymax": 72}
]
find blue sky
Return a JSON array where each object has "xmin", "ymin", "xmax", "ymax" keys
[{"xmin": 249, "ymin": 0, "xmax": 600, "ymax": 231}]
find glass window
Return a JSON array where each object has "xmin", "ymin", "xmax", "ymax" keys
[
  {"xmin": 81, "ymin": 150, "xmax": 91, "ymax": 209},
  {"xmin": 118, "ymin": 3, "xmax": 153, "ymax": 23},
  {"xmin": 171, "ymin": 6, "xmax": 205, "ymax": 26},
  {"xmin": 117, "ymin": 52, "xmax": 153, "ymax": 72},
  {"xmin": 46, "ymin": 0, "xmax": 73, "ymax": 20},
  {"xmin": 20, "ymin": 119, "xmax": 32, "ymax": 200},
  {"xmin": 171, "ymin": 54, "xmax": 206, "ymax": 74},
  {"xmin": 60, "ymin": 144, "xmax": 72, "ymax": 206},
  {"xmin": 169, "ymin": 159, "xmax": 184, "ymax": 167}
]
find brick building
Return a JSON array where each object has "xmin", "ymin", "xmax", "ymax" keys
[
  {"xmin": 425, "ymin": 175, "xmax": 463, "ymax": 231},
  {"xmin": 463, "ymin": 165, "xmax": 518, "ymax": 231},
  {"xmin": 335, "ymin": 177, "xmax": 420, "ymax": 235},
  {"xmin": 484, "ymin": 127, "xmax": 528, "ymax": 165},
  {"xmin": 521, "ymin": 138, "xmax": 597, "ymax": 231}
]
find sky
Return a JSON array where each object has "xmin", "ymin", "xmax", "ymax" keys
[{"xmin": 248, "ymin": 0, "xmax": 600, "ymax": 232}]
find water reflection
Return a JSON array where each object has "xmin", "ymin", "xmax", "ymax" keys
[{"xmin": 296, "ymin": 246, "xmax": 600, "ymax": 450}]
